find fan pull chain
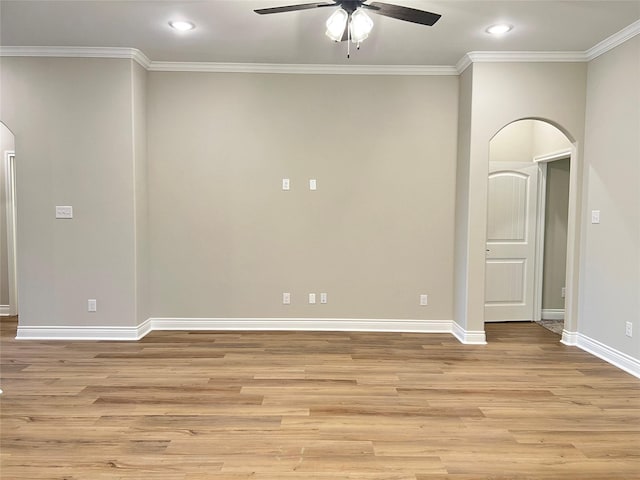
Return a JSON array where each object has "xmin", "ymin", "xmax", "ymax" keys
[{"xmin": 347, "ymin": 16, "xmax": 351, "ymax": 58}]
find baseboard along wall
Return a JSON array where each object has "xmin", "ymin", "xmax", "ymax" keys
[
  {"xmin": 16, "ymin": 317, "xmax": 486, "ymax": 344},
  {"xmin": 562, "ymin": 330, "xmax": 640, "ymax": 379},
  {"xmin": 15, "ymin": 318, "xmax": 636, "ymax": 378},
  {"xmin": 541, "ymin": 308, "xmax": 565, "ymax": 320}
]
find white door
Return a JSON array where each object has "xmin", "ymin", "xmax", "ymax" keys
[{"xmin": 485, "ymin": 162, "xmax": 539, "ymax": 322}]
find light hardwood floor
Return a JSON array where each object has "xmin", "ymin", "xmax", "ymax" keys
[{"xmin": 1, "ymin": 317, "xmax": 639, "ymax": 479}]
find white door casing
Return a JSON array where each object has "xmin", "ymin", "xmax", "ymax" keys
[
  {"xmin": 4, "ymin": 151, "xmax": 18, "ymax": 316},
  {"xmin": 485, "ymin": 162, "xmax": 539, "ymax": 321}
]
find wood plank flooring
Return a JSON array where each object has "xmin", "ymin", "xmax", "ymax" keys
[{"xmin": 1, "ymin": 317, "xmax": 639, "ymax": 479}]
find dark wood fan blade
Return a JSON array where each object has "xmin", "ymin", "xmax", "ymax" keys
[
  {"xmin": 254, "ymin": 2, "xmax": 336, "ymax": 15},
  {"xmin": 367, "ymin": 2, "xmax": 441, "ymax": 26}
]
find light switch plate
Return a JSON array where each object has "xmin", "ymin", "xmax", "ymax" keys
[
  {"xmin": 591, "ymin": 210, "xmax": 600, "ymax": 224},
  {"xmin": 282, "ymin": 178, "xmax": 290, "ymax": 191},
  {"xmin": 309, "ymin": 179, "xmax": 317, "ymax": 190},
  {"xmin": 55, "ymin": 206, "xmax": 73, "ymax": 219}
]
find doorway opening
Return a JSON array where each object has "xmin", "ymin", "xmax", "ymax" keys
[
  {"xmin": 484, "ymin": 119, "xmax": 573, "ymax": 338},
  {"xmin": 1, "ymin": 122, "xmax": 17, "ymax": 318}
]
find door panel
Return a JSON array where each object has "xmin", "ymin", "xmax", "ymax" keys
[
  {"xmin": 485, "ymin": 162, "xmax": 539, "ymax": 321},
  {"xmin": 485, "ymin": 259, "xmax": 526, "ymax": 304},
  {"xmin": 487, "ymin": 173, "xmax": 528, "ymax": 242}
]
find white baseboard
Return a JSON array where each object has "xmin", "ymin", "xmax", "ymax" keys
[
  {"xmin": 15, "ymin": 318, "xmax": 454, "ymax": 340},
  {"xmin": 451, "ymin": 322, "xmax": 487, "ymax": 345},
  {"xmin": 13, "ymin": 318, "xmax": 492, "ymax": 343},
  {"xmin": 16, "ymin": 320, "xmax": 151, "ymax": 341},
  {"xmin": 137, "ymin": 318, "xmax": 153, "ymax": 338},
  {"xmin": 149, "ymin": 318, "xmax": 453, "ymax": 333},
  {"xmin": 561, "ymin": 329, "xmax": 578, "ymax": 346},
  {"xmin": 575, "ymin": 333, "xmax": 640, "ymax": 379},
  {"xmin": 0, "ymin": 305, "xmax": 10, "ymax": 316},
  {"xmin": 541, "ymin": 309, "xmax": 565, "ymax": 320},
  {"xmin": 13, "ymin": 318, "xmax": 638, "ymax": 378}
]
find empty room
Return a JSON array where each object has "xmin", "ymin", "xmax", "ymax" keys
[{"xmin": 1, "ymin": 1, "xmax": 639, "ymax": 478}]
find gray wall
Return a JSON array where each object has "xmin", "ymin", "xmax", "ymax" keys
[
  {"xmin": 490, "ymin": 120, "xmax": 571, "ymax": 163},
  {"xmin": 581, "ymin": 36, "xmax": 640, "ymax": 358},
  {"xmin": 533, "ymin": 121, "xmax": 573, "ymax": 158},
  {"xmin": 490, "ymin": 120, "xmax": 535, "ymax": 163},
  {"xmin": 455, "ymin": 62, "xmax": 587, "ymax": 333},
  {"xmin": 453, "ymin": 66, "xmax": 474, "ymax": 332},
  {"xmin": 0, "ymin": 57, "xmax": 145, "ymax": 327},
  {"xmin": 2, "ymin": 44, "xmax": 638, "ymax": 367},
  {"xmin": 133, "ymin": 62, "xmax": 148, "ymax": 325},
  {"xmin": 543, "ymin": 158, "xmax": 570, "ymax": 310},
  {"xmin": 147, "ymin": 72, "xmax": 459, "ymax": 320}
]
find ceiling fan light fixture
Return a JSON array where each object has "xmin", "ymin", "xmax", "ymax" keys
[
  {"xmin": 350, "ymin": 8, "xmax": 373, "ymax": 43},
  {"xmin": 169, "ymin": 20, "xmax": 195, "ymax": 31},
  {"xmin": 325, "ymin": 8, "xmax": 348, "ymax": 41},
  {"xmin": 486, "ymin": 24, "xmax": 512, "ymax": 35}
]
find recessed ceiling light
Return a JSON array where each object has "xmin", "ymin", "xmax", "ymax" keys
[
  {"xmin": 169, "ymin": 20, "xmax": 195, "ymax": 31},
  {"xmin": 486, "ymin": 24, "xmax": 513, "ymax": 35}
]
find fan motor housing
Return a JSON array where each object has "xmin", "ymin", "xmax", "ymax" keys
[{"xmin": 340, "ymin": 0, "xmax": 365, "ymax": 14}]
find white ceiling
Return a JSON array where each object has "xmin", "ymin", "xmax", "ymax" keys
[{"xmin": 1, "ymin": 1, "xmax": 639, "ymax": 66}]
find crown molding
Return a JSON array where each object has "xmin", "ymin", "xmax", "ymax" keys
[
  {"xmin": 458, "ymin": 18, "xmax": 640, "ymax": 71},
  {"xmin": 0, "ymin": 46, "xmax": 151, "ymax": 68},
  {"xmin": 455, "ymin": 54, "xmax": 472, "ymax": 74},
  {"xmin": 0, "ymin": 46, "xmax": 454, "ymax": 75},
  {"xmin": 456, "ymin": 50, "xmax": 588, "ymax": 73},
  {"xmin": 2, "ymin": 16, "xmax": 639, "ymax": 76},
  {"xmin": 464, "ymin": 50, "xmax": 586, "ymax": 65},
  {"xmin": 585, "ymin": 18, "xmax": 640, "ymax": 61},
  {"xmin": 148, "ymin": 61, "xmax": 458, "ymax": 75}
]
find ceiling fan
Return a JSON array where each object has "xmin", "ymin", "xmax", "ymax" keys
[{"xmin": 255, "ymin": 1, "xmax": 441, "ymax": 56}]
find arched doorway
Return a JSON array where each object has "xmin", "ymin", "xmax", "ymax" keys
[
  {"xmin": 484, "ymin": 119, "xmax": 577, "ymax": 341},
  {"xmin": 1, "ymin": 122, "xmax": 17, "ymax": 318}
]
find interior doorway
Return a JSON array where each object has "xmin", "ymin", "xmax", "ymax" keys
[
  {"xmin": 1, "ymin": 122, "xmax": 17, "ymax": 317},
  {"xmin": 485, "ymin": 119, "xmax": 572, "ymax": 336},
  {"xmin": 536, "ymin": 153, "xmax": 570, "ymax": 334}
]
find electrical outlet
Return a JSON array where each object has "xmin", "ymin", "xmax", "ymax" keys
[
  {"xmin": 88, "ymin": 299, "xmax": 97, "ymax": 312},
  {"xmin": 320, "ymin": 292, "xmax": 327, "ymax": 304},
  {"xmin": 420, "ymin": 294, "xmax": 428, "ymax": 306},
  {"xmin": 561, "ymin": 287, "xmax": 566, "ymax": 298},
  {"xmin": 282, "ymin": 292, "xmax": 291, "ymax": 305},
  {"xmin": 308, "ymin": 293, "xmax": 316, "ymax": 304},
  {"xmin": 282, "ymin": 178, "xmax": 290, "ymax": 191},
  {"xmin": 625, "ymin": 322, "xmax": 632, "ymax": 337},
  {"xmin": 309, "ymin": 179, "xmax": 317, "ymax": 190},
  {"xmin": 55, "ymin": 205, "xmax": 73, "ymax": 219}
]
